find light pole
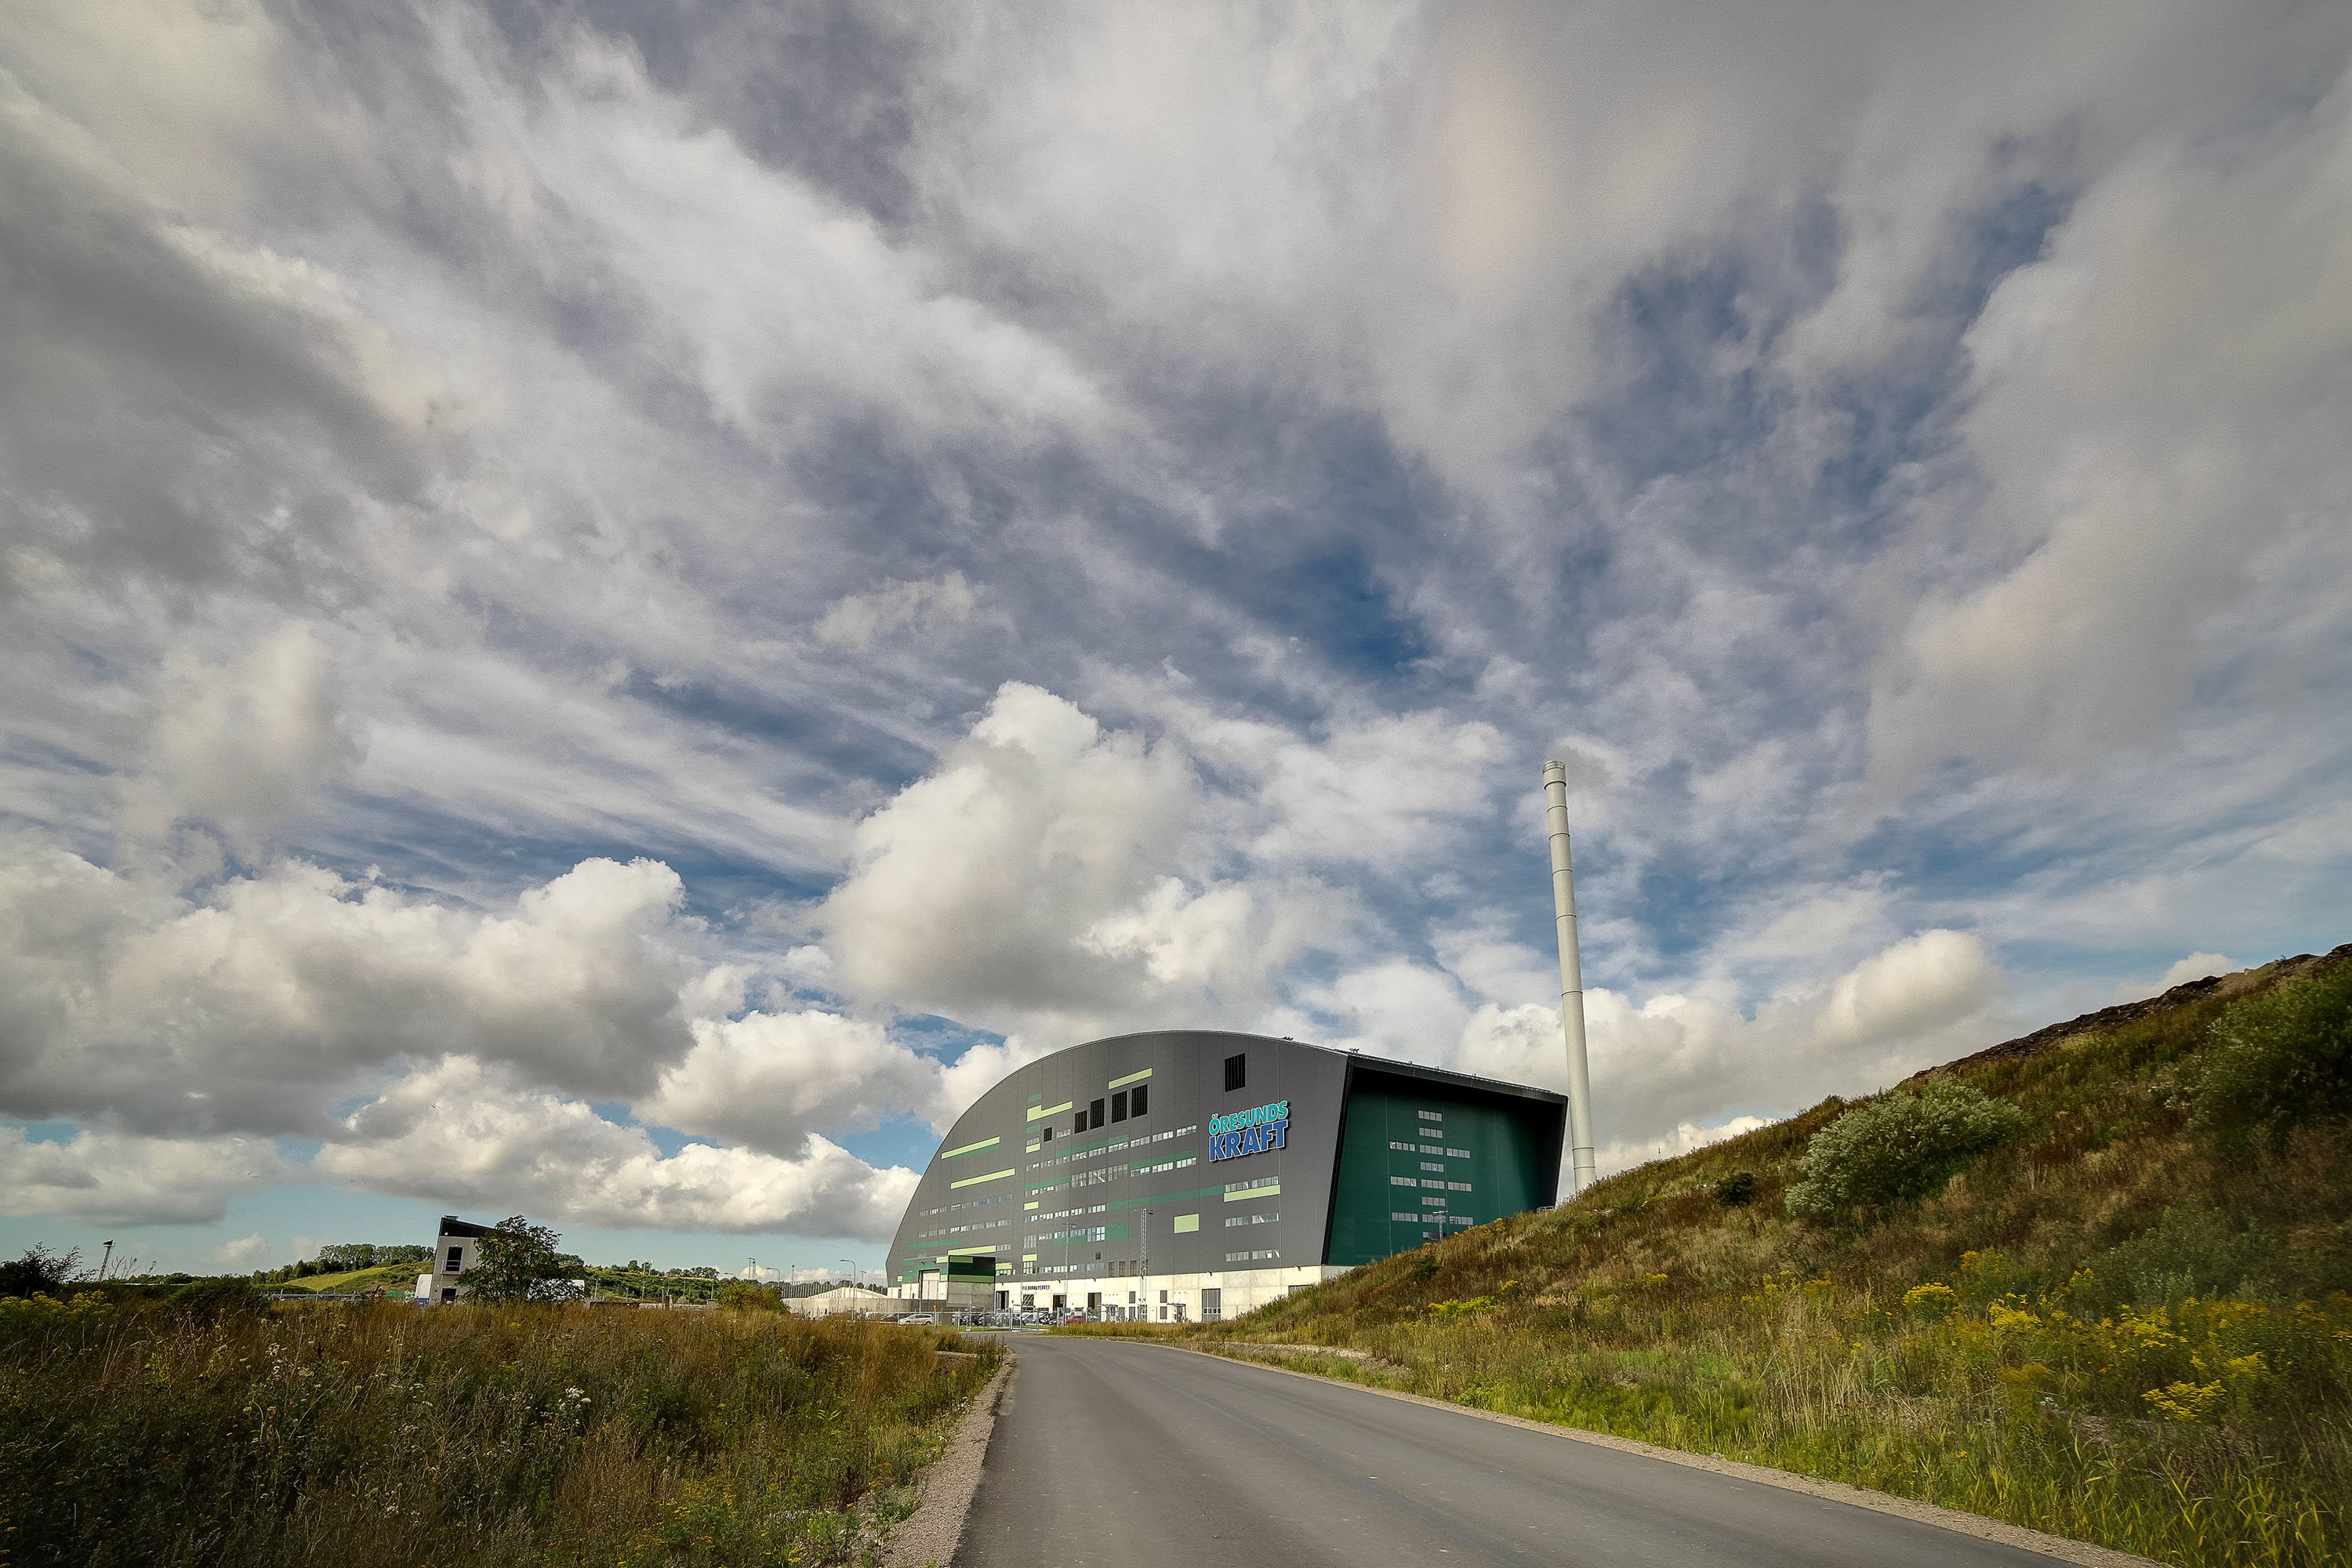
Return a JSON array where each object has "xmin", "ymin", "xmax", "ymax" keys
[
  {"xmin": 1544, "ymin": 760, "xmax": 1599, "ymax": 1196},
  {"xmin": 1140, "ymin": 1210, "xmax": 1152, "ymax": 1323},
  {"xmin": 839, "ymin": 1258, "xmax": 857, "ymax": 1287},
  {"xmin": 99, "ymin": 1240, "xmax": 114, "ymax": 1281}
]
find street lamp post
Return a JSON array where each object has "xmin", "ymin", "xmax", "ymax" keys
[{"xmin": 1140, "ymin": 1210, "xmax": 1152, "ymax": 1324}]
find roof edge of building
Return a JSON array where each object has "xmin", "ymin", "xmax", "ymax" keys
[{"xmin": 1055, "ymin": 1028, "xmax": 1570, "ymax": 1105}]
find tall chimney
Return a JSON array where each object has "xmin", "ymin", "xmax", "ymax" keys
[{"xmin": 1543, "ymin": 760, "xmax": 1598, "ymax": 1196}]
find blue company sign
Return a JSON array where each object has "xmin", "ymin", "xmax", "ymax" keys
[{"xmin": 1207, "ymin": 1100, "xmax": 1290, "ymax": 1162}]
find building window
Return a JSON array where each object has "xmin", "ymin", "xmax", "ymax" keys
[
  {"xmin": 1446, "ymin": 1147, "xmax": 1470, "ymax": 1159},
  {"xmin": 1388, "ymin": 1140, "xmax": 1416, "ymax": 1151},
  {"xmin": 1131, "ymin": 1083, "xmax": 1149, "ymax": 1117},
  {"xmin": 1421, "ymin": 1161, "xmax": 1444, "ymax": 1172},
  {"xmin": 1417, "ymin": 1109, "xmax": 1443, "ymax": 1122},
  {"xmin": 1447, "ymin": 1181, "xmax": 1473, "ymax": 1192},
  {"xmin": 1421, "ymin": 1196, "xmax": 1446, "ymax": 1207},
  {"xmin": 1390, "ymin": 1174, "xmax": 1417, "ymax": 1187},
  {"xmin": 1089, "ymin": 1098, "xmax": 1105, "ymax": 1130},
  {"xmin": 1111, "ymin": 1090, "xmax": 1128, "ymax": 1122},
  {"xmin": 1421, "ymin": 1178, "xmax": 1446, "ymax": 1189},
  {"xmin": 445, "ymin": 1247, "xmax": 463, "ymax": 1271},
  {"xmin": 1224, "ymin": 1053, "xmax": 1247, "ymax": 1092}
]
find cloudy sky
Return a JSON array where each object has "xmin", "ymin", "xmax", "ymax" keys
[{"xmin": 4, "ymin": 0, "xmax": 2349, "ymax": 1277}]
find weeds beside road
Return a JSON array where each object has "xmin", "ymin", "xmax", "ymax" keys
[{"xmin": 0, "ymin": 1297, "xmax": 995, "ymax": 1567}]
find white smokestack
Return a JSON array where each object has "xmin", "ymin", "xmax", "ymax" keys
[{"xmin": 1543, "ymin": 760, "xmax": 1598, "ymax": 1196}]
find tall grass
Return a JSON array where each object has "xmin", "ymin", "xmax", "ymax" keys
[
  {"xmin": 1088, "ymin": 956, "xmax": 2352, "ymax": 1568},
  {"xmin": 0, "ymin": 1298, "xmax": 996, "ymax": 1568}
]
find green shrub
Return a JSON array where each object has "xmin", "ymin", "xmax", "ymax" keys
[
  {"xmin": 0, "ymin": 1245, "xmax": 82, "ymax": 1298},
  {"xmin": 170, "ymin": 1276, "xmax": 266, "ymax": 1321},
  {"xmin": 2193, "ymin": 963, "xmax": 2352, "ymax": 1143},
  {"xmin": 1784, "ymin": 1079, "xmax": 2027, "ymax": 1223},
  {"xmin": 2074, "ymin": 1202, "xmax": 2280, "ymax": 1314},
  {"xmin": 716, "ymin": 1279, "xmax": 781, "ymax": 1311},
  {"xmin": 1715, "ymin": 1171, "xmax": 1758, "ymax": 1207}
]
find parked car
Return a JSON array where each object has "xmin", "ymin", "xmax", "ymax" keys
[{"xmin": 896, "ymin": 1312, "xmax": 936, "ymax": 1325}]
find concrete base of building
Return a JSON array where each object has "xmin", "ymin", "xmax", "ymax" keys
[{"xmin": 989, "ymin": 1264, "xmax": 1348, "ymax": 1322}]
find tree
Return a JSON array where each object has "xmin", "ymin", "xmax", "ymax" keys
[
  {"xmin": 464, "ymin": 1216, "xmax": 566, "ymax": 1303},
  {"xmin": 716, "ymin": 1279, "xmax": 780, "ymax": 1312},
  {"xmin": 0, "ymin": 1245, "xmax": 82, "ymax": 1298}
]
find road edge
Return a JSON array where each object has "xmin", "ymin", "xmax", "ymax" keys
[
  {"xmin": 1141, "ymin": 1341, "xmax": 2159, "ymax": 1568},
  {"xmin": 880, "ymin": 1353, "xmax": 1013, "ymax": 1568}
]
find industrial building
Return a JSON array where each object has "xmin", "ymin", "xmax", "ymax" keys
[{"xmin": 887, "ymin": 1030, "xmax": 1568, "ymax": 1321}]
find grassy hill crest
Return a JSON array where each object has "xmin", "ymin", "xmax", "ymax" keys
[{"xmin": 1116, "ymin": 943, "xmax": 2352, "ymax": 1568}]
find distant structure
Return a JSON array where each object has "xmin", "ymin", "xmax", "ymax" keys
[
  {"xmin": 780, "ymin": 1281, "xmax": 887, "ymax": 1319},
  {"xmin": 1543, "ymin": 761, "xmax": 1599, "ymax": 1196},
  {"xmin": 419, "ymin": 1215, "xmax": 490, "ymax": 1304},
  {"xmin": 887, "ymin": 1031, "xmax": 1566, "ymax": 1321}
]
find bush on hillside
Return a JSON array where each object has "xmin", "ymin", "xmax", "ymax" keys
[
  {"xmin": 1715, "ymin": 1171, "xmax": 1758, "ymax": 1207},
  {"xmin": 1784, "ymin": 1080, "xmax": 2028, "ymax": 1224},
  {"xmin": 2073, "ymin": 1202, "xmax": 2281, "ymax": 1314},
  {"xmin": 2192, "ymin": 962, "xmax": 2352, "ymax": 1145}
]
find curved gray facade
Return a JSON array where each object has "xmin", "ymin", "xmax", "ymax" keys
[{"xmin": 890, "ymin": 1030, "xmax": 1566, "ymax": 1318}]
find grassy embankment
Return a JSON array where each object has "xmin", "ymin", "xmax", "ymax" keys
[
  {"xmin": 0, "ymin": 1298, "xmax": 995, "ymax": 1567},
  {"xmin": 1073, "ymin": 949, "xmax": 2352, "ymax": 1568}
]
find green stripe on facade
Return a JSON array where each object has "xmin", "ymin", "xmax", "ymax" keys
[
  {"xmin": 1025, "ymin": 1101, "xmax": 1073, "ymax": 1122},
  {"xmin": 949, "ymin": 1167, "xmax": 1016, "ymax": 1189},
  {"xmin": 1107, "ymin": 1067, "xmax": 1153, "ymax": 1089},
  {"xmin": 941, "ymin": 1135, "xmax": 1000, "ymax": 1159}
]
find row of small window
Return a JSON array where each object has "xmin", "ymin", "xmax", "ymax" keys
[
  {"xmin": 1030, "ymin": 1225, "xmax": 1112, "ymax": 1246},
  {"xmin": 1388, "ymin": 1141, "xmax": 1473, "ymax": 1157},
  {"xmin": 1033, "ymin": 1152, "xmax": 1199, "ymax": 1197},
  {"xmin": 1029, "ymin": 1203, "xmax": 1109, "ymax": 1223},
  {"xmin": 1027, "ymin": 1125, "xmax": 1196, "ymax": 1169},
  {"xmin": 1225, "ymin": 1210, "xmax": 1277, "ymax": 1227},
  {"xmin": 1225, "ymin": 1248, "xmax": 1281, "ymax": 1262},
  {"xmin": 1389, "ymin": 1175, "xmax": 1474, "ymax": 1191},
  {"xmin": 1391, "ymin": 1212, "xmax": 1475, "ymax": 1225},
  {"xmin": 916, "ymin": 1191, "xmax": 1018, "ymax": 1220},
  {"xmin": 914, "ymin": 1215, "xmax": 1012, "ymax": 1240}
]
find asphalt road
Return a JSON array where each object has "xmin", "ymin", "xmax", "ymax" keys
[{"xmin": 957, "ymin": 1337, "xmax": 2078, "ymax": 1568}]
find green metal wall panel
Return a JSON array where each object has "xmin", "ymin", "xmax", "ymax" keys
[{"xmin": 1325, "ymin": 1083, "xmax": 1546, "ymax": 1267}]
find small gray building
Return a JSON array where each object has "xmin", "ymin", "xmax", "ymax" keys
[{"xmin": 421, "ymin": 1215, "xmax": 490, "ymax": 1304}]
